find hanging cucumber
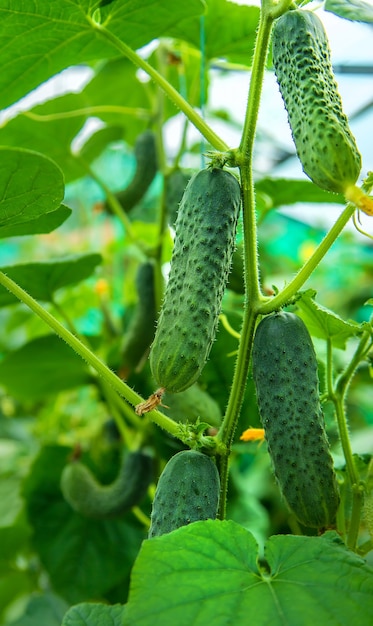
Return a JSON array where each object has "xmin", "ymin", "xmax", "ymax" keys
[
  {"xmin": 148, "ymin": 449, "xmax": 220, "ymax": 537},
  {"xmin": 121, "ymin": 261, "xmax": 157, "ymax": 375},
  {"xmin": 105, "ymin": 130, "xmax": 158, "ymax": 213},
  {"xmin": 149, "ymin": 167, "xmax": 241, "ymax": 393},
  {"xmin": 252, "ymin": 311, "xmax": 340, "ymax": 528},
  {"xmin": 60, "ymin": 450, "xmax": 153, "ymax": 519},
  {"xmin": 272, "ymin": 9, "xmax": 361, "ymax": 194}
]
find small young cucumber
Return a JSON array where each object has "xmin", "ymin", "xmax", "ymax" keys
[
  {"xmin": 252, "ymin": 311, "xmax": 340, "ymax": 528},
  {"xmin": 121, "ymin": 261, "xmax": 157, "ymax": 375},
  {"xmin": 149, "ymin": 167, "xmax": 241, "ymax": 393},
  {"xmin": 272, "ymin": 10, "xmax": 361, "ymax": 194},
  {"xmin": 60, "ymin": 450, "xmax": 153, "ymax": 519},
  {"xmin": 148, "ymin": 449, "xmax": 220, "ymax": 537}
]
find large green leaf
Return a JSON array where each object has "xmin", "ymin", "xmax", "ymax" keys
[
  {"xmin": 0, "ymin": 335, "xmax": 92, "ymax": 400},
  {"xmin": 61, "ymin": 602, "xmax": 125, "ymax": 626},
  {"xmin": 0, "ymin": 253, "xmax": 102, "ymax": 307},
  {"xmin": 0, "ymin": 0, "xmax": 205, "ymax": 109},
  {"xmin": 168, "ymin": 0, "xmax": 260, "ymax": 63},
  {"xmin": 0, "ymin": 205, "xmax": 71, "ymax": 239},
  {"xmin": 22, "ymin": 446, "xmax": 146, "ymax": 603},
  {"xmin": 125, "ymin": 520, "xmax": 373, "ymax": 626},
  {"xmin": 0, "ymin": 148, "xmax": 64, "ymax": 237}
]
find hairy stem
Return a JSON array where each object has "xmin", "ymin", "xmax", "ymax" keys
[{"xmin": 0, "ymin": 270, "xmax": 181, "ymax": 439}]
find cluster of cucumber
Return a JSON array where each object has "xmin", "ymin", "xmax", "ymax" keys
[{"xmin": 63, "ymin": 8, "xmax": 357, "ymax": 532}]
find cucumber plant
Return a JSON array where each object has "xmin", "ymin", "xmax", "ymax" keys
[{"xmin": 0, "ymin": 0, "xmax": 372, "ymax": 623}]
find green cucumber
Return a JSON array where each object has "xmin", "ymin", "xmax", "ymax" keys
[
  {"xmin": 121, "ymin": 262, "xmax": 157, "ymax": 374},
  {"xmin": 106, "ymin": 130, "xmax": 158, "ymax": 213},
  {"xmin": 149, "ymin": 167, "xmax": 241, "ymax": 393},
  {"xmin": 252, "ymin": 311, "xmax": 340, "ymax": 528},
  {"xmin": 148, "ymin": 449, "xmax": 220, "ymax": 537},
  {"xmin": 60, "ymin": 450, "xmax": 153, "ymax": 519},
  {"xmin": 272, "ymin": 9, "xmax": 361, "ymax": 194}
]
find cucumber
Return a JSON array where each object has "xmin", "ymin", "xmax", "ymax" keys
[
  {"xmin": 272, "ymin": 10, "xmax": 361, "ymax": 194},
  {"xmin": 60, "ymin": 450, "xmax": 153, "ymax": 519},
  {"xmin": 121, "ymin": 262, "xmax": 157, "ymax": 375},
  {"xmin": 252, "ymin": 311, "xmax": 340, "ymax": 528},
  {"xmin": 149, "ymin": 167, "xmax": 241, "ymax": 393},
  {"xmin": 148, "ymin": 449, "xmax": 220, "ymax": 537},
  {"xmin": 106, "ymin": 130, "xmax": 158, "ymax": 213},
  {"xmin": 164, "ymin": 168, "xmax": 191, "ymax": 225},
  {"xmin": 161, "ymin": 383, "xmax": 222, "ymax": 428}
]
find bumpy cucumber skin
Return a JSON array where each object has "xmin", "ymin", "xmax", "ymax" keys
[
  {"xmin": 252, "ymin": 312, "xmax": 339, "ymax": 528},
  {"xmin": 121, "ymin": 262, "xmax": 157, "ymax": 373},
  {"xmin": 60, "ymin": 451, "xmax": 153, "ymax": 519},
  {"xmin": 272, "ymin": 10, "xmax": 361, "ymax": 194},
  {"xmin": 107, "ymin": 130, "xmax": 158, "ymax": 213},
  {"xmin": 148, "ymin": 449, "xmax": 220, "ymax": 537},
  {"xmin": 149, "ymin": 168, "xmax": 241, "ymax": 393}
]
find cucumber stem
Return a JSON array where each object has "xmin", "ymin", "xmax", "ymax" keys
[
  {"xmin": 332, "ymin": 328, "xmax": 373, "ymax": 549},
  {"xmin": 216, "ymin": 9, "xmax": 276, "ymax": 519},
  {"xmin": 88, "ymin": 17, "xmax": 229, "ymax": 153},
  {"xmin": 258, "ymin": 202, "xmax": 356, "ymax": 314},
  {"xmin": 0, "ymin": 270, "xmax": 181, "ymax": 439}
]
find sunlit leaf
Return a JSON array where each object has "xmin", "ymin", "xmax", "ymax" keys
[
  {"xmin": 0, "ymin": 0, "xmax": 205, "ymax": 109},
  {"xmin": 125, "ymin": 520, "xmax": 373, "ymax": 626}
]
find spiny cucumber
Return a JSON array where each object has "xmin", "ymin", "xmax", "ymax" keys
[
  {"xmin": 252, "ymin": 311, "xmax": 340, "ymax": 528},
  {"xmin": 148, "ymin": 449, "xmax": 220, "ymax": 537},
  {"xmin": 272, "ymin": 9, "xmax": 361, "ymax": 194},
  {"xmin": 149, "ymin": 167, "xmax": 241, "ymax": 393}
]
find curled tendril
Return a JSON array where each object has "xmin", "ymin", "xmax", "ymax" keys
[{"xmin": 352, "ymin": 210, "xmax": 373, "ymax": 241}]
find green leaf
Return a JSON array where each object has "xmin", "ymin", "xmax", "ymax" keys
[
  {"xmin": 255, "ymin": 178, "xmax": 345, "ymax": 211},
  {"xmin": 61, "ymin": 602, "xmax": 125, "ymax": 626},
  {"xmin": 0, "ymin": 253, "xmax": 102, "ymax": 307},
  {"xmin": 22, "ymin": 446, "xmax": 146, "ymax": 603},
  {"xmin": 0, "ymin": 335, "xmax": 92, "ymax": 400},
  {"xmin": 296, "ymin": 294, "xmax": 359, "ymax": 349},
  {"xmin": 325, "ymin": 0, "xmax": 373, "ymax": 23},
  {"xmin": 0, "ymin": 205, "xmax": 71, "ymax": 239},
  {"xmin": 6, "ymin": 592, "xmax": 69, "ymax": 626},
  {"xmin": 0, "ymin": 0, "xmax": 205, "ymax": 109},
  {"xmin": 0, "ymin": 94, "xmax": 88, "ymax": 183},
  {"xmin": 168, "ymin": 0, "xmax": 260, "ymax": 64},
  {"xmin": 0, "ymin": 148, "xmax": 64, "ymax": 237},
  {"xmin": 125, "ymin": 520, "xmax": 373, "ymax": 626}
]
